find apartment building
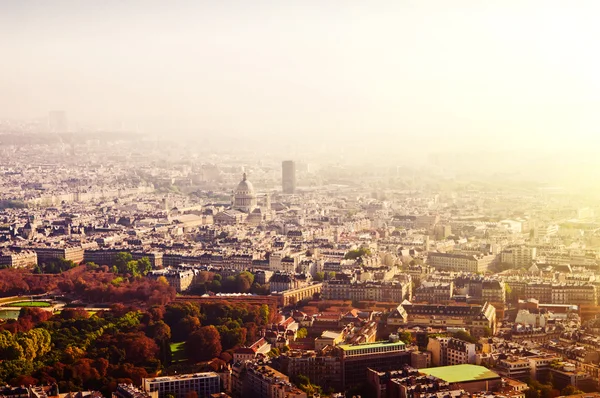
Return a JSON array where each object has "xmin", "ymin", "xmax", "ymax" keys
[
  {"xmin": 269, "ymin": 273, "xmax": 309, "ymax": 293},
  {"xmin": 500, "ymin": 245, "xmax": 537, "ymax": 268},
  {"xmin": 241, "ymin": 363, "xmax": 307, "ymax": 398},
  {"xmin": 427, "ymin": 337, "xmax": 476, "ymax": 367},
  {"xmin": 481, "ymin": 280, "xmax": 506, "ymax": 304},
  {"xmin": 446, "ymin": 338, "xmax": 476, "ymax": 366},
  {"xmin": 322, "ymin": 279, "xmax": 410, "ymax": 303},
  {"xmin": 494, "ymin": 354, "xmax": 560, "ymax": 382},
  {"xmin": 142, "ymin": 372, "xmax": 220, "ymax": 398},
  {"xmin": 414, "ymin": 282, "xmax": 453, "ymax": 303},
  {"xmin": 0, "ymin": 250, "xmax": 37, "ymax": 268},
  {"xmin": 27, "ymin": 246, "xmax": 84, "ymax": 264},
  {"xmin": 389, "ymin": 302, "xmax": 496, "ymax": 336},
  {"xmin": 337, "ymin": 340, "xmax": 411, "ymax": 389},
  {"xmin": 279, "ymin": 347, "xmax": 343, "ymax": 391},
  {"xmin": 427, "ymin": 252, "xmax": 496, "ymax": 273},
  {"xmin": 147, "ymin": 268, "xmax": 195, "ymax": 292},
  {"xmin": 551, "ymin": 283, "xmax": 597, "ymax": 305},
  {"xmin": 367, "ymin": 366, "xmax": 450, "ymax": 398},
  {"xmin": 113, "ymin": 384, "xmax": 151, "ymax": 398}
]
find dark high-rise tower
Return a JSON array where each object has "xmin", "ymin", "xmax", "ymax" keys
[{"xmin": 282, "ymin": 160, "xmax": 296, "ymax": 194}]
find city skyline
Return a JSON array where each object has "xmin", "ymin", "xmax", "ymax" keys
[{"xmin": 2, "ymin": 1, "xmax": 600, "ymax": 153}]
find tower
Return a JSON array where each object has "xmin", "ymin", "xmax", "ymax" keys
[{"xmin": 282, "ymin": 160, "xmax": 296, "ymax": 194}]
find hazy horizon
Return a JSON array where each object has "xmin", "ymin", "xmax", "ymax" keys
[{"xmin": 2, "ymin": 0, "xmax": 600, "ymax": 152}]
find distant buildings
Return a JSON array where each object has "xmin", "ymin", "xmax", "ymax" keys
[
  {"xmin": 282, "ymin": 161, "xmax": 296, "ymax": 194},
  {"xmin": 48, "ymin": 110, "xmax": 68, "ymax": 133}
]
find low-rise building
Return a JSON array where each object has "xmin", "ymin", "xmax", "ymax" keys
[
  {"xmin": 147, "ymin": 268, "xmax": 195, "ymax": 292},
  {"xmin": 322, "ymin": 279, "xmax": 410, "ymax": 303},
  {"xmin": 0, "ymin": 250, "xmax": 37, "ymax": 268},
  {"xmin": 142, "ymin": 372, "xmax": 220, "ymax": 398},
  {"xmin": 389, "ymin": 302, "xmax": 496, "ymax": 336},
  {"xmin": 427, "ymin": 252, "xmax": 496, "ymax": 273}
]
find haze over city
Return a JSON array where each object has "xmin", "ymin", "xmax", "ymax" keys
[
  {"xmin": 2, "ymin": 1, "xmax": 600, "ymax": 155},
  {"xmin": 2, "ymin": 2, "xmax": 600, "ymax": 398}
]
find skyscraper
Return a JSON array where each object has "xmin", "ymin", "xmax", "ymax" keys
[{"xmin": 282, "ymin": 160, "xmax": 296, "ymax": 194}]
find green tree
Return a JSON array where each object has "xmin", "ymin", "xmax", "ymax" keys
[
  {"xmin": 259, "ymin": 304, "xmax": 270, "ymax": 324},
  {"xmin": 344, "ymin": 247, "xmax": 371, "ymax": 260},
  {"xmin": 297, "ymin": 328, "xmax": 308, "ymax": 339},
  {"xmin": 115, "ymin": 252, "xmax": 134, "ymax": 274},
  {"xmin": 126, "ymin": 260, "xmax": 140, "ymax": 277},
  {"xmin": 314, "ymin": 272, "xmax": 325, "ymax": 282},
  {"xmin": 138, "ymin": 257, "xmax": 152, "ymax": 276},
  {"xmin": 452, "ymin": 330, "xmax": 478, "ymax": 344},
  {"xmin": 236, "ymin": 271, "xmax": 254, "ymax": 293},
  {"xmin": 561, "ymin": 385, "xmax": 584, "ymax": 396},
  {"xmin": 397, "ymin": 331, "xmax": 413, "ymax": 344}
]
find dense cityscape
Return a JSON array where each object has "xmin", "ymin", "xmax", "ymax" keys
[
  {"xmin": 0, "ymin": 125, "xmax": 599, "ymax": 398},
  {"xmin": 4, "ymin": 1, "xmax": 600, "ymax": 398}
]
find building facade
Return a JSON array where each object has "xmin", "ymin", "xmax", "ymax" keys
[
  {"xmin": 142, "ymin": 372, "xmax": 220, "ymax": 398},
  {"xmin": 282, "ymin": 161, "xmax": 296, "ymax": 194}
]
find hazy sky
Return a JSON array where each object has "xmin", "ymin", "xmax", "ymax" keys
[{"xmin": 1, "ymin": 0, "xmax": 600, "ymax": 150}]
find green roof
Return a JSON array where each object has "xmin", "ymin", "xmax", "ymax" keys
[
  {"xmin": 338, "ymin": 340, "xmax": 405, "ymax": 352},
  {"xmin": 419, "ymin": 364, "xmax": 499, "ymax": 383}
]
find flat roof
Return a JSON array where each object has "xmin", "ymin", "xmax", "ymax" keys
[
  {"xmin": 419, "ymin": 365, "xmax": 500, "ymax": 383},
  {"xmin": 338, "ymin": 340, "xmax": 405, "ymax": 352}
]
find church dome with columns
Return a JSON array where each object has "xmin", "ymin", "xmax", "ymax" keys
[{"xmin": 233, "ymin": 173, "xmax": 257, "ymax": 212}]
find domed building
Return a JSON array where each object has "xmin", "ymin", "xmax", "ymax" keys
[{"xmin": 233, "ymin": 173, "xmax": 258, "ymax": 213}]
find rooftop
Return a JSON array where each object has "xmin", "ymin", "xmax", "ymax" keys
[
  {"xmin": 338, "ymin": 340, "xmax": 406, "ymax": 352},
  {"xmin": 419, "ymin": 364, "xmax": 500, "ymax": 383}
]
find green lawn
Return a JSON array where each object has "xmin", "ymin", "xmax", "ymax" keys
[
  {"xmin": 6, "ymin": 301, "xmax": 52, "ymax": 308},
  {"xmin": 170, "ymin": 342, "xmax": 188, "ymax": 363}
]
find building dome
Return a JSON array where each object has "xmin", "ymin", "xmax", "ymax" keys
[
  {"xmin": 235, "ymin": 173, "xmax": 255, "ymax": 195},
  {"xmin": 233, "ymin": 173, "xmax": 257, "ymax": 212}
]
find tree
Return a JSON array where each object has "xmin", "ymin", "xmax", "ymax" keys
[
  {"xmin": 409, "ymin": 258, "xmax": 424, "ymax": 266},
  {"xmin": 156, "ymin": 276, "xmax": 169, "ymax": 286},
  {"xmin": 173, "ymin": 316, "xmax": 201, "ymax": 342},
  {"xmin": 561, "ymin": 385, "xmax": 583, "ymax": 396},
  {"xmin": 186, "ymin": 326, "xmax": 222, "ymax": 362},
  {"xmin": 259, "ymin": 305, "xmax": 270, "ymax": 325},
  {"xmin": 164, "ymin": 302, "xmax": 201, "ymax": 328},
  {"xmin": 115, "ymin": 252, "xmax": 134, "ymax": 274},
  {"xmin": 236, "ymin": 272, "xmax": 254, "ymax": 293},
  {"xmin": 397, "ymin": 331, "xmax": 413, "ymax": 344},
  {"xmin": 314, "ymin": 272, "xmax": 324, "ymax": 282},
  {"xmin": 344, "ymin": 248, "xmax": 371, "ymax": 260},
  {"xmin": 451, "ymin": 330, "xmax": 478, "ymax": 344},
  {"xmin": 297, "ymin": 328, "xmax": 308, "ymax": 339},
  {"xmin": 138, "ymin": 257, "xmax": 153, "ymax": 276},
  {"xmin": 149, "ymin": 321, "xmax": 171, "ymax": 343}
]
